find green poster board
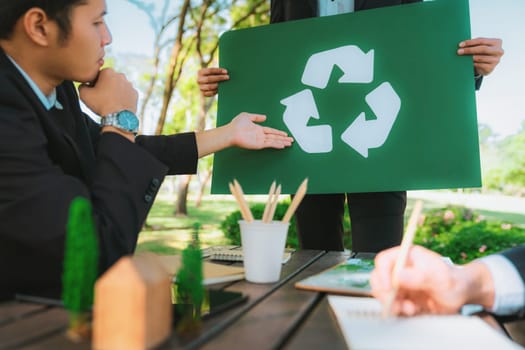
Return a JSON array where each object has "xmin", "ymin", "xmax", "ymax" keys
[{"xmin": 211, "ymin": 0, "xmax": 480, "ymax": 194}]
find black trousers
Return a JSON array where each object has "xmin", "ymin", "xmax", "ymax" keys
[{"xmin": 294, "ymin": 191, "xmax": 406, "ymax": 253}]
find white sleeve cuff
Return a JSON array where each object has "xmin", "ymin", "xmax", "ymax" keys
[{"xmin": 479, "ymin": 254, "xmax": 525, "ymax": 315}]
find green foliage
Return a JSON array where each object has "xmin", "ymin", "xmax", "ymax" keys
[
  {"xmin": 483, "ymin": 168, "xmax": 506, "ymax": 192},
  {"xmin": 175, "ymin": 223, "xmax": 205, "ymax": 318},
  {"xmin": 220, "ymin": 201, "xmax": 353, "ymax": 249},
  {"xmin": 481, "ymin": 122, "xmax": 525, "ymax": 194},
  {"xmin": 498, "ymin": 130, "xmax": 525, "ymax": 190},
  {"xmin": 416, "ymin": 206, "xmax": 476, "ymax": 239},
  {"xmin": 124, "ymin": 0, "xmax": 274, "ymax": 202},
  {"xmin": 230, "ymin": 0, "xmax": 270, "ymax": 29},
  {"xmin": 165, "ymin": 75, "xmax": 200, "ymax": 134},
  {"xmin": 415, "ymin": 206, "xmax": 525, "ymax": 264},
  {"xmin": 221, "ymin": 201, "xmax": 299, "ymax": 248},
  {"xmin": 62, "ymin": 197, "xmax": 99, "ymax": 321},
  {"xmin": 220, "ymin": 202, "xmax": 525, "ymax": 262}
]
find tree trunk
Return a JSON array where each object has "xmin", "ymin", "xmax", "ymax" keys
[
  {"xmin": 155, "ymin": 0, "xmax": 191, "ymax": 135},
  {"xmin": 138, "ymin": 44, "xmax": 161, "ymax": 126},
  {"xmin": 195, "ymin": 170, "xmax": 213, "ymax": 208},
  {"xmin": 175, "ymin": 175, "xmax": 192, "ymax": 216}
]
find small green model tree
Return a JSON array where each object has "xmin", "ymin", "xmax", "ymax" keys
[
  {"xmin": 175, "ymin": 222, "xmax": 205, "ymax": 335},
  {"xmin": 61, "ymin": 197, "xmax": 99, "ymax": 342}
]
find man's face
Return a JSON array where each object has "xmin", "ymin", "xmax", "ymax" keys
[{"xmin": 47, "ymin": 0, "xmax": 111, "ymax": 83}]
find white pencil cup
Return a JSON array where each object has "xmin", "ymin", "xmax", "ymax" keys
[{"xmin": 239, "ymin": 220, "xmax": 290, "ymax": 283}]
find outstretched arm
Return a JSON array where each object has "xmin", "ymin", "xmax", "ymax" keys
[{"xmin": 195, "ymin": 112, "xmax": 293, "ymax": 158}]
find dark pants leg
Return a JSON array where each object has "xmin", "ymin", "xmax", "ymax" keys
[
  {"xmin": 294, "ymin": 191, "xmax": 407, "ymax": 253},
  {"xmin": 294, "ymin": 193, "xmax": 346, "ymax": 251},
  {"xmin": 347, "ymin": 191, "xmax": 407, "ymax": 253}
]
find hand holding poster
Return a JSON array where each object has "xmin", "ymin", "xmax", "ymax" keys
[{"xmin": 212, "ymin": 0, "xmax": 480, "ymax": 194}]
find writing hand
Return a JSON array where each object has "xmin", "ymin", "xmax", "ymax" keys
[{"xmin": 371, "ymin": 245, "xmax": 469, "ymax": 316}]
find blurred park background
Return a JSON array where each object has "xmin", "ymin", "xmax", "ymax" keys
[{"xmin": 96, "ymin": 0, "xmax": 525, "ymax": 261}]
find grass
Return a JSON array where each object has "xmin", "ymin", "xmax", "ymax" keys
[
  {"xmin": 137, "ymin": 194, "xmax": 525, "ymax": 254},
  {"xmin": 137, "ymin": 195, "xmax": 239, "ymax": 255}
]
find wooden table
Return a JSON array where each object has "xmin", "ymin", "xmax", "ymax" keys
[
  {"xmin": 0, "ymin": 250, "xmax": 353, "ymax": 350},
  {"xmin": 0, "ymin": 250, "xmax": 510, "ymax": 350}
]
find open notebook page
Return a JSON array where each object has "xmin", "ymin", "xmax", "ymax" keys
[{"xmin": 328, "ymin": 295, "xmax": 523, "ymax": 350}]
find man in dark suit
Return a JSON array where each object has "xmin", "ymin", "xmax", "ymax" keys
[
  {"xmin": 198, "ymin": 0, "xmax": 503, "ymax": 253},
  {"xmin": 371, "ymin": 244, "xmax": 525, "ymax": 319},
  {"xmin": 0, "ymin": 0, "xmax": 293, "ymax": 301}
]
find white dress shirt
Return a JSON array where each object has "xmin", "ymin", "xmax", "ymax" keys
[
  {"xmin": 318, "ymin": 0, "xmax": 355, "ymax": 16},
  {"xmin": 481, "ymin": 254, "xmax": 525, "ymax": 315}
]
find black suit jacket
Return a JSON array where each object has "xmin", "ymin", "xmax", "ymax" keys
[
  {"xmin": 0, "ymin": 49, "xmax": 198, "ymax": 300},
  {"xmin": 271, "ymin": 0, "xmax": 421, "ymax": 23}
]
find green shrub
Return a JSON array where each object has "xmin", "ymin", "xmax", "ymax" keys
[
  {"xmin": 415, "ymin": 206, "xmax": 525, "ymax": 264},
  {"xmin": 221, "ymin": 203, "xmax": 525, "ymax": 262},
  {"xmin": 220, "ymin": 200, "xmax": 354, "ymax": 249},
  {"xmin": 220, "ymin": 202, "xmax": 299, "ymax": 248},
  {"xmin": 415, "ymin": 206, "xmax": 477, "ymax": 249}
]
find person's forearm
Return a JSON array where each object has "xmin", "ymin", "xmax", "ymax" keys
[
  {"xmin": 195, "ymin": 124, "xmax": 233, "ymax": 158},
  {"xmin": 459, "ymin": 261, "xmax": 496, "ymax": 309}
]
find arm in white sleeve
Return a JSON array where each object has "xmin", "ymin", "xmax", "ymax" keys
[{"xmin": 479, "ymin": 254, "xmax": 525, "ymax": 315}]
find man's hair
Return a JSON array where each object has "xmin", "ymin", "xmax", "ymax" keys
[{"xmin": 0, "ymin": 0, "xmax": 87, "ymax": 41}]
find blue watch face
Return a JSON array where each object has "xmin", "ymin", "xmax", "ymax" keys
[{"xmin": 117, "ymin": 110, "xmax": 139, "ymax": 132}]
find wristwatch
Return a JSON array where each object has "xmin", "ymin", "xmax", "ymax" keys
[{"xmin": 101, "ymin": 110, "xmax": 139, "ymax": 135}]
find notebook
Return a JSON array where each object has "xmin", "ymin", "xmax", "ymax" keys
[
  {"xmin": 328, "ymin": 295, "xmax": 523, "ymax": 350},
  {"xmin": 203, "ymin": 245, "xmax": 293, "ymax": 264},
  {"xmin": 154, "ymin": 254, "xmax": 245, "ymax": 286},
  {"xmin": 295, "ymin": 258, "xmax": 373, "ymax": 296},
  {"xmin": 295, "ymin": 256, "xmax": 454, "ymax": 296}
]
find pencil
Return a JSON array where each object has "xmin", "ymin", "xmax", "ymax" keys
[
  {"xmin": 282, "ymin": 178, "xmax": 308, "ymax": 223},
  {"xmin": 229, "ymin": 182, "xmax": 247, "ymax": 221},
  {"xmin": 229, "ymin": 181, "xmax": 252, "ymax": 222},
  {"xmin": 262, "ymin": 181, "xmax": 276, "ymax": 223},
  {"xmin": 267, "ymin": 184, "xmax": 281, "ymax": 222},
  {"xmin": 382, "ymin": 199, "xmax": 423, "ymax": 318},
  {"xmin": 233, "ymin": 179, "xmax": 254, "ymax": 222}
]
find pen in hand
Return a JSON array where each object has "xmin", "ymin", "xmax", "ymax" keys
[{"xmin": 382, "ymin": 200, "xmax": 423, "ymax": 318}]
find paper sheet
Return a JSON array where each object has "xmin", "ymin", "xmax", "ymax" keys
[{"xmin": 328, "ymin": 295, "xmax": 523, "ymax": 350}]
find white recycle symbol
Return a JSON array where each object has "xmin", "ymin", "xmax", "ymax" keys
[{"xmin": 280, "ymin": 45, "xmax": 401, "ymax": 158}]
